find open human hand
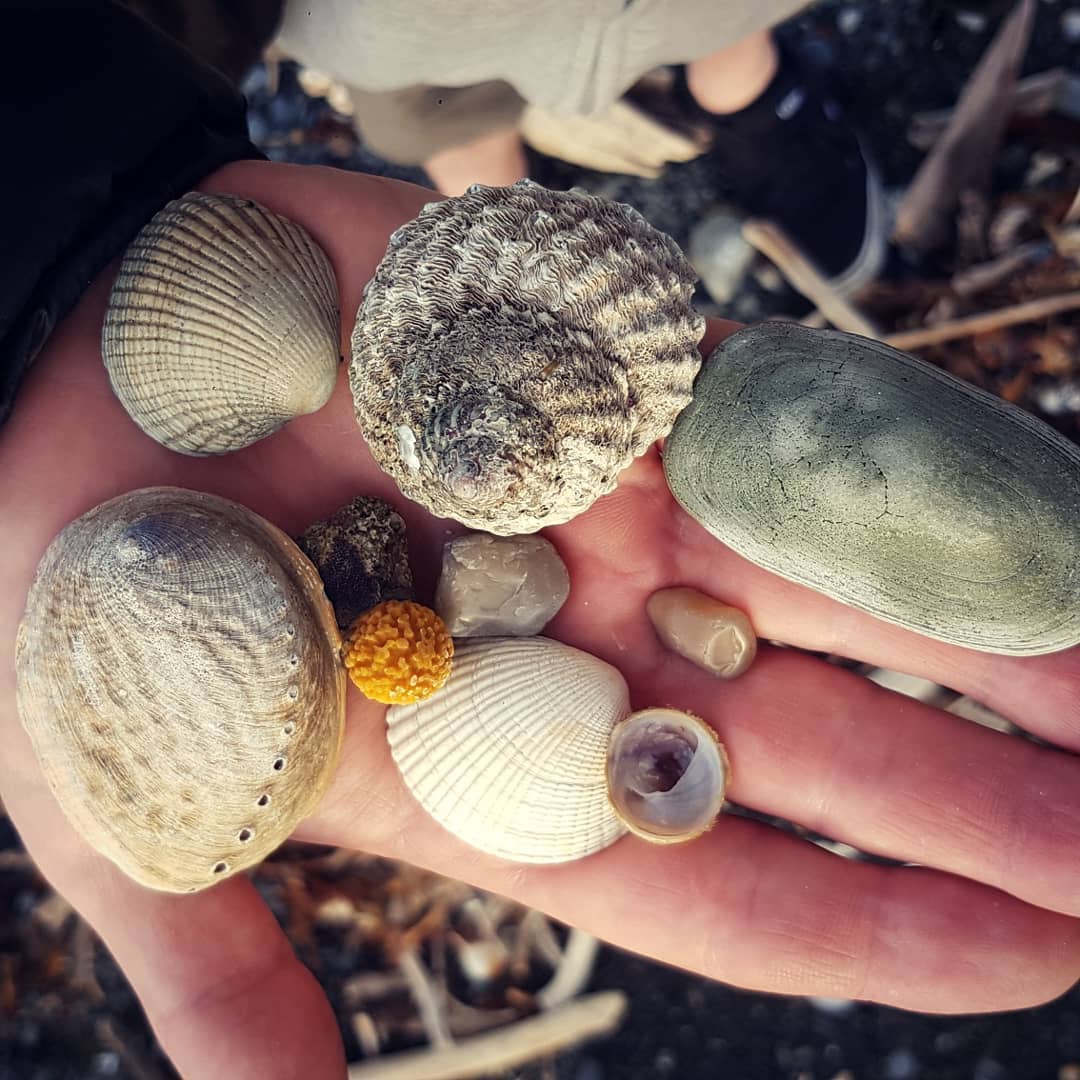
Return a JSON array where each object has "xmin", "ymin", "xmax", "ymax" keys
[{"xmin": 2, "ymin": 162, "xmax": 1080, "ymax": 1079}]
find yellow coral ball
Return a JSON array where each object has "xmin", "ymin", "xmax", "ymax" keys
[{"xmin": 342, "ymin": 600, "xmax": 454, "ymax": 704}]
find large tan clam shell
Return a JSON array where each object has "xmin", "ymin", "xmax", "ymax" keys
[
  {"xmin": 102, "ymin": 192, "xmax": 340, "ymax": 455},
  {"xmin": 386, "ymin": 636, "xmax": 630, "ymax": 863},
  {"xmin": 14, "ymin": 487, "xmax": 346, "ymax": 892},
  {"xmin": 664, "ymin": 322, "xmax": 1080, "ymax": 655},
  {"xmin": 350, "ymin": 180, "xmax": 705, "ymax": 534}
]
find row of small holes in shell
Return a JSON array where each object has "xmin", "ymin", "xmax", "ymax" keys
[{"xmin": 211, "ymin": 701, "xmax": 297, "ymax": 875}]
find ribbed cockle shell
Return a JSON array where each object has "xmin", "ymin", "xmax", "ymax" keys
[
  {"xmin": 14, "ymin": 487, "xmax": 346, "ymax": 892},
  {"xmin": 350, "ymin": 180, "xmax": 705, "ymax": 534},
  {"xmin": 103, "ymin": 192, "xmax": 340, "ymax": 455},
  {"xmin": 386, "ymin": 636, "xmax": 630, "ymax": 863}
]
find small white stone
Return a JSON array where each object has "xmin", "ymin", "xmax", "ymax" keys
[{"xmin": 434, "ymin": 532, "xmax": 570, "ymax": 637}]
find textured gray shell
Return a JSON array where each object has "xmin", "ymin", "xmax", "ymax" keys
[
  {"xmin": 102, "ymin": 192, "xmax": 340, "ymax": 455},
  {"xmin": 296, "ymin": 496, "xmax": 414, "ymax": 629},
  {"xmin": 15, "ymin": 488, "xmax": 346, "ymax": 892},
  {"xmin": 664, "ymin": 322, "xmax": 1080, "ymax": 655},
  {"xmin": 350, "ymin": 180, "xmax": 705, "ymax": 534}
]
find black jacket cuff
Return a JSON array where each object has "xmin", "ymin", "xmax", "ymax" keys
[{"xmin": 0, "ymin": 0, "xmax": 263, "ymax": 427}]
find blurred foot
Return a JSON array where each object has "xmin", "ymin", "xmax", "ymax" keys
[
  {"xmin": 679, "ymin": 47, "xmax": 888, "ymax": 296},
  {"xmin": 424, "ymin": 127, "xmax": 529, "ymax": 195}
]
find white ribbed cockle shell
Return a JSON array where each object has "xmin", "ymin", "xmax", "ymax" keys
[{"xmin": 386, "ymin": 636, "xmax": 631, "ymax": 863}]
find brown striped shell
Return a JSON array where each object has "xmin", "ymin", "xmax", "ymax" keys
[
  {"xmin": 102, "ymin": 192, "xmax": 340, "ymax": 456},
  {"xmin": 14, "ymin": 488, "xmax": 346, "ymax": 892},
  {"xmin": 350, "ymin": 180, "xmax": 705, "ymax": 533}
]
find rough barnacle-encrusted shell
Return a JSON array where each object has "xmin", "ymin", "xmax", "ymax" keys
[
  {"xmin": 664, "ymin": 322, "xmax": 1080, "ymax": 655},
  {"xmin": 102, "ymin": 191, "xmax": 340, "ymax": 455},
  {"xmin": 350, "ymin": 180, "xmax": 705, "ymax": 534},
  {"xmin": 386, "ymin": 636, "xmax": 629, "ymax": 862},
  {"xmin": 297, "ymin": 496, "xmax": 414, "ymax": 630},
  {"xmin": 14, "ymin": 487, "xmax": 346, "ymax": 893}
]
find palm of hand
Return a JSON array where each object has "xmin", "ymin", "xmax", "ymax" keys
[{"xmin": 2, "ymin": 164, "xmax": 1080, "ymax": 1078}]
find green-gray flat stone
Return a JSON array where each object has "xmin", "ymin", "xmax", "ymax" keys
[{"xmin": 663, "ymin": 322, "xmax": 1080, "ymax": 655}]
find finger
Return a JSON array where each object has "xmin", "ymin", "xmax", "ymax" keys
[
  {"xmin": 300, "ymin": 692, "xmax": 1080, "ymax": 1014},
  {"xmin": 546, "ymin": 472, "xmax": 1080, "ymax": 921},
  {"xmin": 646, "ymin": 642, "xmax": 1080, "ymax": 920},
  {"xmin": 555, "ymin": 449, "xmax": 1080, "ymax": 752},
  {"xmin": 0, "ymin": 708, "xmax": 345, "ymax": 1080}
]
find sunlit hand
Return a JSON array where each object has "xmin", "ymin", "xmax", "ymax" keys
[{"xmin": 3, "ymin": 162, "xmax": 1080, "ymax": 1080}]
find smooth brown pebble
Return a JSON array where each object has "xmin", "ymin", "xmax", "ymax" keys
[{"xmin": 646, "ymin": 587, "xmax": 757, "ymax": 678}]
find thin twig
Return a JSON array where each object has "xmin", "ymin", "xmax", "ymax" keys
[
  {"xmin": 946, "ymin": 695, "xmax": 1018, "ymax": 734},
  {"xmin": 519, "ymin": 910, "xmax": 563, "ymax": 970},
  {"xmin": 950, "ymin": 240, "xmax": 1052, "ymax": 297},
  {"xmin": 343, "ymin": 971, "xmax": 410, "ymax": 1008},
  {"xmin": 884, "ymin": 290, "xmax": 1080, "ymax": 350},
  {"xmin": 894, "ymin": 0, "xmax": 1036, "ymax": 253},
  {"xmin": 535, "ymin": 930, "xmax": 600, "ymax": 1010},
  {"xmin": 907, "ymin": 67, "xmax": 1079, "ymax": 149},
  {"xmin": 1065, "ymin": 188, "xmax": 1080, "ymax": 226},
  {"xmin": 347, "ymin": 991, "xmax": 628, "ymax": 1080},
  {"xmin": 352, "ymin": 1012, "xmax": 382, "ymax": 1058},
  {"xmin": 398, "ymin": 947, "xmax": 454, "ymax": 1050},
  {"xmin": 742, "ymin": 220, "xmax": 880, "ymax": 337}
]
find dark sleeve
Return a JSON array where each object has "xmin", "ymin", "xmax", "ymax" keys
[{"xmin": 0, "ymin": 0, "xmax": 268, "ymax": 428}]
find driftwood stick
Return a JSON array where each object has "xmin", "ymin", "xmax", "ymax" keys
[
  {"xmin": 907, "ymin": 67, "xmax": 1079, "ymax": 149},
  {"xmin": 885, "ymin": 291, "xmax": 1080, "ymax": 350},
  {"xmin": 1065, "ymin": 187, "xmax": 1080, "ymax": 226},
  {"xmin": 398, "ymin": 947, "xmax": 454, "ymax": 1050},
  {"xmin": 950, "ymin": 239, "xmax": 1052, "ymax": 297},
  {"xmin": 347, "ymin": 991, "xmax": 628, "ymax": 1080},
  {"xmin": 536, "ymin": 929, "xmax": 599, "ymax": 1010},
  {"xmin": 741, "ymin": 219, "xmax": 880, "ymax": 337},
  {"xmin": 894, "ymin": 0, "xmax": 1036, "ymax": 254}
]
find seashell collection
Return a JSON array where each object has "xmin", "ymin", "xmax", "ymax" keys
[
  {"xmin": 664, "ymin": 322, "xmax": 1080, "ymax": 655},
  {"xmin": 349, "ymin": 180, "xmax": 706, "ymax": 534},
  {"xmin": 22, "ymin": 178, "xmax": 1079, "ymax": 889},
  {"xmin": 102, "ymin": 191, "xmax": 340, "ymax": 456}
]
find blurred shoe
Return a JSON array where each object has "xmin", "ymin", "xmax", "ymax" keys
[{"xmin": 676, "ymin": 47, "xmax": 889, "ymax": 297}]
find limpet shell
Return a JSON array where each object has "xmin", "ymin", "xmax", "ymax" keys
[
  {"xmin": 386, "ymin": 636, "xmax": 629, "ymax": 863},
  {"xmin": 14, "ymin": 487, "xmax": 346, "ymax": 892},
  {"xmin": 664, "ymin": 323, "xmax": 1080, "ymax": 655},
  {"xmin": 350, "ymin": 180, "xmax": 705, "ymax": 533},
  {"xmin": 103, "ymin": 191, "xmax": 340, "ymax": 455}
]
